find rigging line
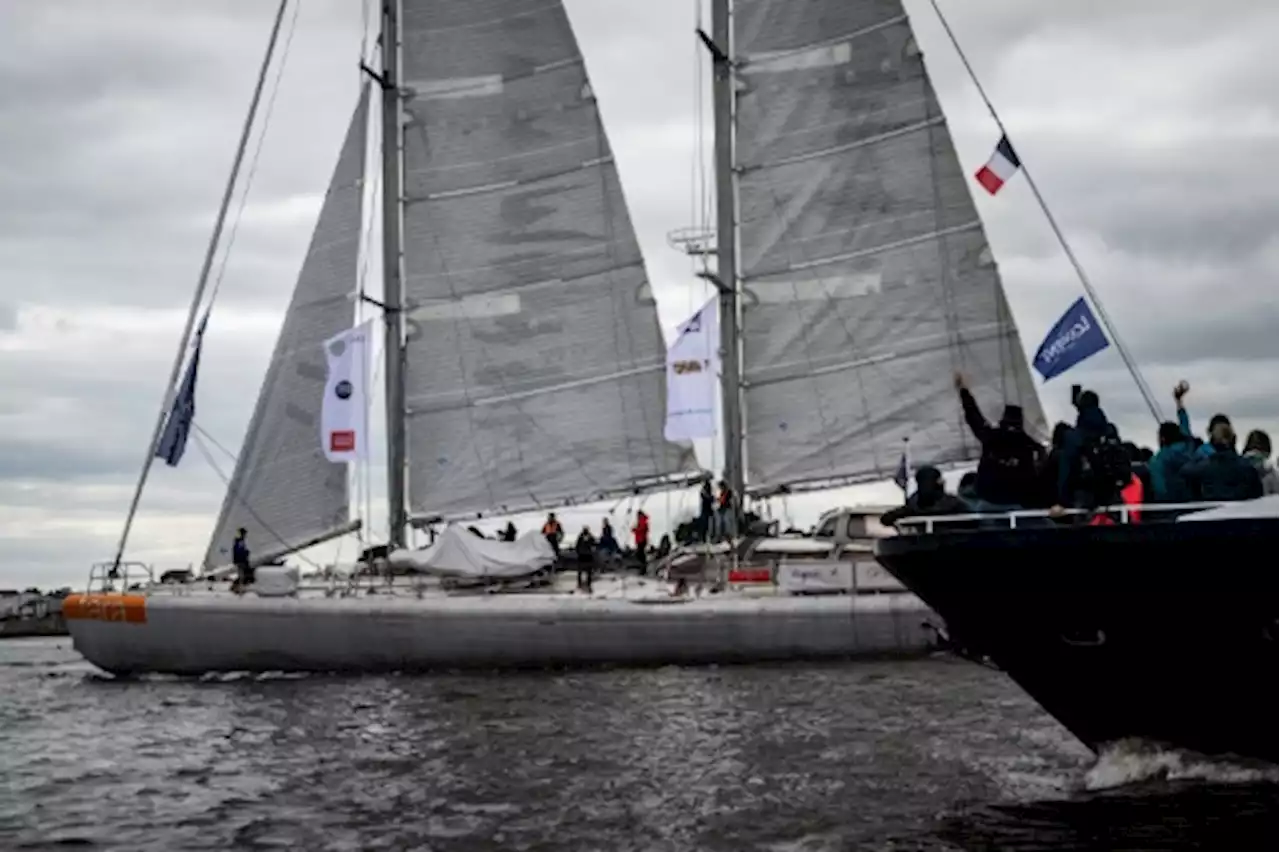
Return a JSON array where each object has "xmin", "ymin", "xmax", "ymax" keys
[
  {"xmin": 926, "ymin": 0, "xmax": 1163, "ymax": 424},
  {"xmin": 193, "ymin": 422, "xmax": 239, "ymax": 465},
  {"xmin": 110, "ymin": 0, "xmax": 291, "ymax": 573},
  {"xmin": 208, "ymin": 0, "xmax": 303, "ymax": 308},
  {"xmin": 190, "ymin": 431, "xmax": 324, "ymax": 570}
]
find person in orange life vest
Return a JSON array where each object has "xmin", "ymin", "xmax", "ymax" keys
[
  {"xmin": 1088, "ymin": 473, "xmax": 1144, "ymax": 526},
  {"xmin": 542, "ymin": 512, "xmax": 563, "ymax": 559},
  {"xmin": 632, "ymin": 510, "xmax": 650, "ymax": 572}
]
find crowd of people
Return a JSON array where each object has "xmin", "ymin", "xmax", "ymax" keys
[{"xmin": 881, "ymin": 375, "xmax": 1276, "ymax": 528}]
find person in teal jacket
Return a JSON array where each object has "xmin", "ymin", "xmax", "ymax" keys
[{"xmin": 1148, "ymin": 382, "xmax": 1197, "ymax": 502}]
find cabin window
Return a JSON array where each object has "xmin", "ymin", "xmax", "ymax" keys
[
  {"xmin": 846, "ymin": 516, "xmax": 868, "ymax": 539},
  {"xmin": 815, "ymin": 517, "xmax": 837, "ymax": 538}
]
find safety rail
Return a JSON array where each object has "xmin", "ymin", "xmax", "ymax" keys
[
  {"xmin": 86, "ymin": 561, "xmax": 156, "ymax": 594},
  {"xmin": 897, "ymin": 501, "xmax": 1229, "ymax": 534}
]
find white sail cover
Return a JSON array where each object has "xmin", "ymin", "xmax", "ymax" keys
[
  {"xmin": 388, "ymin": 525, "xmax": 554, "ymax": 579},
  {"xmin": 203, "ymin": 89, "xmax": 368, "ymax": 567},
  {"xmin": 397, "ymin": 0, "xmax": 696, "ymax": 518},
  {"xmin": 733, "ymin": 0, "xmax": 1046, "ymax": 490}
]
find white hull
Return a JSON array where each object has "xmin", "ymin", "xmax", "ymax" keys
[{"xmin": 65, "ymin": 578, "xmax": 941, "ymax": 675}]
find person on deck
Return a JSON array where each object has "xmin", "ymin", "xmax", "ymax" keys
[
  {"xmin": 632, "ymin": 510, "xmax": 650, "ymax": 572},
  {"xmin": 598, "ymin": 518, "xmax": 621, "ymax": 560},
  {"xmin": 880, "ymin": 466, "xmax": 971, "ymax": 528},
  {"xmin": 542, "ymin": 513, "xmax": 564, "ymax": 560},
  {"xmin": 1196, "ymin": 413, "xmax": 1233, "ymax": 457},
  {"xmin": 1033, "ymin": 422, "xmax": 1071, "ymax": 508},
  {"xmin": 1052, "ymin": 389, "xmax": 1129, "ymax": 514},
  {"xmin": 1181, "ymin": 423, "xmax": 1264, "ymax": 502},
  {"xmin": 574, "ymin": 527, "xmax": 597, "ymax": 592},
  {"xmin": 715, "ymin": 481, "xmax": 737, "ymax": 541},
  {"xmin": 1242, "ymin": 430, "xmax": 1278, "ymax": 495},
  {"xmin": 231, "ymin": 527, "xmax": 253, "ymax": 594},
  {"xmin": 697, "ymin": 480, "xmax": 715, "ymax": 542},
  {"xmin": 501, "ymin": 522, "xmax": 518, "ymax": 542},
  {"xmin": 953, "ymin": 372, "xmax": 1045, "ymax": 511}
]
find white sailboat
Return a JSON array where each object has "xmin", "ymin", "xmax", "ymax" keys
[{"xmin": 64, "ymin": 0, "xmax": 1045, "ymax": 676}]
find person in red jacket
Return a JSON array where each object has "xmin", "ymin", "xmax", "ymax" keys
[{"xmin": 632, "ymin": 510, "xmax": 650, "ymax": 573}]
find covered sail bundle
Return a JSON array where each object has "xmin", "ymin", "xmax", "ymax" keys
[
  {"xmin": 732, "ymin": 0, "xmax": 1046, "ymax": 491},
  {"xmin": 396, "ymin": 0, "xmax": 696, "ymax": 520},
  {"xmin": 202, "ymin": 88, "xmax": 370, "ymax": 568}
]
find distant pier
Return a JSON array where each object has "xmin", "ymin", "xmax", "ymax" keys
[{"xmin": 0, "ymin": 590, "xmax": 71, "ymax": 639}]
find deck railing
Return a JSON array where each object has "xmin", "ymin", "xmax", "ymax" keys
[
  {"xmin": 86, "ymin": 561, "xmax": 155, "ymax": 594},
  {"xmin": 895, "ymin": 501, "xmax": 1231, "ymax": 534}
]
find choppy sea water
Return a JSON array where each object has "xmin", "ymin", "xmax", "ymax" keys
[{"xmin": 0, "ymin": 638, "xmax": 1273, "ymax": 851}]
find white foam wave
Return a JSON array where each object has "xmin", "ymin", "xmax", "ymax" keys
[{"xmin": 1085, "ymin": 739, "xmax": 1277, "ymax": 790}]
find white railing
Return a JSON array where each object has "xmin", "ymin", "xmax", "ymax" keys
[
  {"xmin": 897, "ymin": 501, "xmax": 1228, "ymax": 534},
  {"xmin": 86, "ymin": 561, "xmax": 155, "ymax": 594}
]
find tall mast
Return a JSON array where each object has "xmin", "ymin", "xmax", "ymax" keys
[
  {"xmin": 710, "ymin": 0, "xmax": 745, "ymax": 504},
  {"xmin": 379, "ymin": 0, "xmax": 409, "ymax": 548},
  {"xmin": 110, "ymin": 0, "xmax": 290, "ymax": 571}
]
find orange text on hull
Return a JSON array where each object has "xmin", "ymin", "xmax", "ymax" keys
[{"xmin": 62, "ymin": 594, "xmax": 148, "ymax": 624}]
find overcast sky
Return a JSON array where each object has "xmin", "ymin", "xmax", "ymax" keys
[{"xmin": 0, "ymin": 0, "xmax": 1275, "ymax": 589}]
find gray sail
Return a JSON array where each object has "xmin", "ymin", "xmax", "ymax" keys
[
  {"xmin": 397, "ymin": 0, "xmax": 696, "ymax": 519},
  {"xmin": 203, "ymin": 88, "xmax": 368, "ymax": 567},
  {"xmin": 733, "ymin": 0, "xmax": 1046, "ymax": 490}
]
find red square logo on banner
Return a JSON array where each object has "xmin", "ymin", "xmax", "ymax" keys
[{"xmin": 330, "ymin": 430, "xmax": 356, "ymax": 452}]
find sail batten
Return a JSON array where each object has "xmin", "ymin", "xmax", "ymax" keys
[
  {"xmin": 398, "ymin": 0, "xmax": 694, "ymax": 519},
  {"xmin": 734, "ymin": 0, "xmax": 1046, "ymax": 490},
  {"xmin": 202, "ymin": 89, "xmax": 369, "ymax": 568}
]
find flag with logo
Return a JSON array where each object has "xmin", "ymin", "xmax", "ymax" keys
[
  {"xmin": 1033, "ymin": 296, "xmax": 1110, "ymax": 381},
  {"xmin": 321, "ymin": 320, "xmax": 373, "ymax": 462},
  {"xmin": 156, "ymin": 313, "xmax": 208, "ymax": 467},
  {"xmin": 664, "ymin": 298, "xmax": 719, "ymax": 442}
]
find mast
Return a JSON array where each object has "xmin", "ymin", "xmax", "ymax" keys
[
  {"xmin": 379, "ymin": 0, "xmax": 409, "ymax": 548},
  {"xmin": 709, "ymin": 0, "xmax": 745, "ymax": 505},
  {"xmin": 109, "ymin": 0, "xmax": 290, "ymax": 571}
]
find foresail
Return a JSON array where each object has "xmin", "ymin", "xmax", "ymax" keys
[
  {"xmin": 398, "ymin": 0, "xmax": 695, "ymax": 518},
  {"xmin": 733, "ymin": 0, "xmax": 1046, "ymax": 491},
  {"xmin": 203, "ymin": 88, "xmax": 368, "ymax": 567}
]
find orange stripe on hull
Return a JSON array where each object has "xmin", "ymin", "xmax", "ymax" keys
[{"xmin": 63, "ymin": 594, "xmax": 148, "ymax": 624}]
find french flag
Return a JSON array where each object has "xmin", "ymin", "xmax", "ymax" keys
[{"xmin": 974, "ymin": 134, "xmax": 1021, "ymax": 195}]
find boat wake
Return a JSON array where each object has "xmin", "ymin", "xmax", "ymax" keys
[{"xmin": 1085, "ymin": 738, "xmax": 1278, "ymax": 790}]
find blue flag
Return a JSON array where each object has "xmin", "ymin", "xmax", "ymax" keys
[
  {"xmin": 1033, "ymin": 297, "xmax": 1110, "ymax": 381},
  {"xmin": 892, "ymin": 447, "xmax": 910, "ymax": 493},
  {"xmin": 156, "ymin": 315, "xmax": 208, "ymax": 467}
]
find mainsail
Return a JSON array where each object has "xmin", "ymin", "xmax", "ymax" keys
[
  {"xmin": 397, "ymin": 0, "xmax": 695, "ymax": 519},
  {"xmin": 203, "ymin": 88, "xmax": 369, "ymax": 566},
  {"xmin": 733, "ymin": 0, "xmax": 1046, "ymax": 490}
]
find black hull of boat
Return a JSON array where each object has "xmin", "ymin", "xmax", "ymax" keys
[{"xmin": 874, "ymin": 516, "xmax": 1278, "ymax": 764}]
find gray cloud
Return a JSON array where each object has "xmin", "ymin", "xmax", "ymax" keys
[{"xmin": 1, "ymin": 0, "xmax": 1276, "ymax": 588}]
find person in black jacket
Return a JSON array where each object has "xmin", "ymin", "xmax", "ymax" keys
[
  {"xmin": 953, "ymin": 372, "xmax": 1045, "ymax": 511},
  {"xmin": 880, "ymin": 466, "xmax": 971, "ymax": 527}
]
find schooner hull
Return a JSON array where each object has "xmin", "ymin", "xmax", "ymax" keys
[{"xmin": 64, "ymin": 592, "xmax": 939, "ymax": 676}]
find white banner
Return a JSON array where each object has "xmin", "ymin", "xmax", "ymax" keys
[
  {"xmin": 664, "ymin": 298, "xmax": 719, "ymax": 442},
  {"xmin": 321, "ymin": 320, "xmax": 373, "ymax": 463}
]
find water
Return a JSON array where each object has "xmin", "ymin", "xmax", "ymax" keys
[{"xmin": 1, "ymin": 639, "xmax": 1273, "ymax": 851}]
